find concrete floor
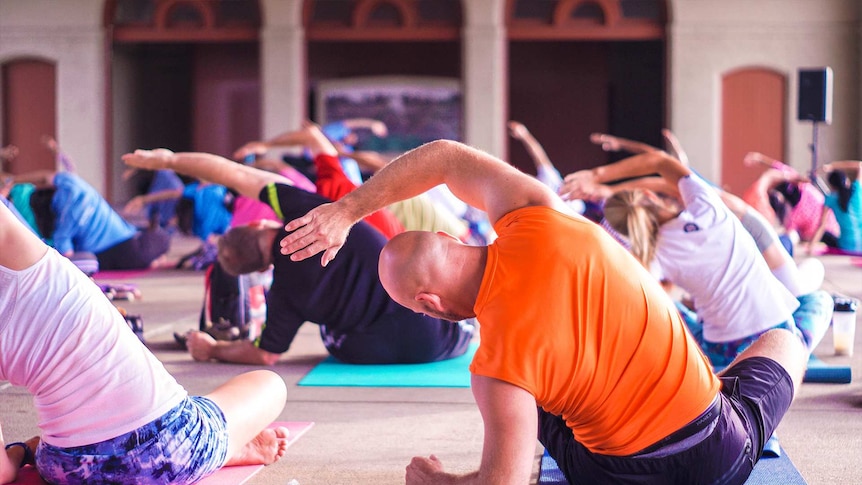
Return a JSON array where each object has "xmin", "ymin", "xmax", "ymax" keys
[{"xmin": 2, "ymin": 235, "xmax": 860, "ymax": 485}]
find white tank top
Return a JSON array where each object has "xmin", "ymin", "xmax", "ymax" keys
[{"xmin": 0, "ymin": 249, "xmax": 186, "ymax": 447}]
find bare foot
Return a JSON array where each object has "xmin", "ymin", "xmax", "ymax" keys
[
  {"xmin": 148, "ymin": 254, "xmax": 178, "ymax": 269},
  {"xmin": 224, "ymin": 426, "xmax": 290, "ymax": 467}
]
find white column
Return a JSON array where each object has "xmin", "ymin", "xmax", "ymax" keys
[
  {"xmin": 461, "ymin": 0, "xmax": 507, "ymax": 159},
  {"xmin": 259, "ymin": 0, "xmax": 306, "ymax": 138}
]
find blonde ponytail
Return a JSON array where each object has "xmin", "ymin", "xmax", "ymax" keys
[{"xmin": 603, "ymin": 190, "xmax": 661, "ymax": 268}]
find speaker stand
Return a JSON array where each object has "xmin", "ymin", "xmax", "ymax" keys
[{"xmin": 808, "ymin": 121, "xmax": 828, "ymax": 194}]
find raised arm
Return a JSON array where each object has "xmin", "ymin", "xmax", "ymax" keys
[
  {"xmin": 123, "ymin": 188, "xmax": 184, "ymax": 215},
  {"xmin": 590, "ymin": 132, "xmax": 663, "ymax": 155},
  {"xmin": 508, "ymin": 121, "xmax": 555, "ymax": 172},
  {"xmin": 661, "ymin": 129, "xmax": 690, "ymax": 167},
  {"xmin": 823, "ymin": 160, "xmax": 862, "ymax": 180},
  {"xmin": 280, "ymin": 139, "xmax": 568, "ymax": 265},
  {"xmin": 339, "ymin": 118, "xmax": 388, "ymax": 138},
  {"xmin": 234, "ymin": 122, "xmax": 338, "ymax": 161},
  {"xmin": 122, "ymin": 149, "xmax": 290, "ymax": 200},
  {"xmin": 560, "ymin": 152, "xmax": 691, "ymax": 202},
  {"xmin": 1, "ymin": 170, "xmax": 57, "ymax": 189}
]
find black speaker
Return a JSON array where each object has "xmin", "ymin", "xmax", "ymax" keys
[{"xmin": 797, "ymin": 67, "xmax": 832, "ymax": 124}]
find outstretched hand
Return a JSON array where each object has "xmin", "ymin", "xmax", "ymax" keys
[
  {"xmin": 507, "ymin": 121, "xmax": 529, "ymax": 140},
  {"xmin": 559, "ymin": 169, "xmax": 609, "ymax": 202},
  {"xmin": 590, "ymin": 133, "xmax": 622, "ymax": 152},
  {"xmin": 123, "ymin": 195, "xmax": 146, "ymax": 215},
  {"xmin": 405, "ymin": 454, "xmax": 448, "ymax": 485},
  {"xmin": 743, "ymin": 151, "xmax": 767, "ymax": 168},
  {"xmin": 121, "ymin": 149, "xmax": 175, "ymax": 171},
  {"xmin": 233, "ymin": 141, "xmax": 269, "ymax": 161},
  {"xmin": 280, "ymin": 202, "xmax": 356, "ymax": 267}
]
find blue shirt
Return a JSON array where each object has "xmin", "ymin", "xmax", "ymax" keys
[
  {"xmin": 825, "ymin": 179, "xmax": 862, "ymax": 252},
  {"xmin": 182, "ymin": 183, "xmax": 232, "ymax": 240},
  {"xmin": 51, "ymin": 173, "xmax": 138, "ymax": 254}
]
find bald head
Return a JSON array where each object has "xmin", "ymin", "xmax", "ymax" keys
[
  {"xmin": 379, "ymin": 231, "xmax": 442, "ymax": 301},
  {"xmin": 379, "ymin": 231, "xmax": 484, "ymax": 321}
]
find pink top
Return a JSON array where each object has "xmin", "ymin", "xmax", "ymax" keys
[{"xmin": 786, "ymin": 184, "xmax": 840, "ymax": 241}]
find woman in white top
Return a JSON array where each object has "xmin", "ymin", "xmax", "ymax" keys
[
  {"xmin": 561, "ymin": 151, "xmax": 833, "ymax": 367},
  {"xmin": 0, "ymin": 201, "xmax": 289, "ymax": 485}
]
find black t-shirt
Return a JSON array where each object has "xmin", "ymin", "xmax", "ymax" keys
[{"xmin": 257, "ymin": 183, "xmax": 403, "ymax": 354}]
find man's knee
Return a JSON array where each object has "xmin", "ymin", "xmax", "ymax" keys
[{"xmin": 735, "ymin": 328, "xmax": 807, "ymax": 391}]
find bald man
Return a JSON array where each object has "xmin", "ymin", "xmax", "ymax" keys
[{"xmin": 279, "ymin": 139, "xmax": 809, "ymax": 485}]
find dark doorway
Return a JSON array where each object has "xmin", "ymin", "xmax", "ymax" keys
[{"xmin": 508, "ymin": 40, "xmax": 664, "ymax": 177}]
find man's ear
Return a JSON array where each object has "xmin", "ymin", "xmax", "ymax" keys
[{"xmin": 416, "ymin": 291, "xmax": 445, "ymax": 312}]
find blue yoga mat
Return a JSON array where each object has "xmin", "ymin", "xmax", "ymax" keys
[
  {"xmin": 715, "ymin": 355, "xmax": 850, "ymax": 384},
  {"xmin": 537, "ymin": 447, "xmax": 805, "ymax": 484},
  {"xmin": 804, "ymin": 355, "xmax": 851, "ymax": 384},
  {"xmin": 298, "ymin": 342, "xmax": 477, "ymax": 387}
]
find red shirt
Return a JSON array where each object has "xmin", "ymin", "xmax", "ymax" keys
[{"xmin": 314, "ymin": 154, "xmax": 404, "ymax": 239}]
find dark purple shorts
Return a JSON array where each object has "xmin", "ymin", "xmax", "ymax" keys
[
  {"xmin": 538, "ymin": 356, "xmax": 794, "ymax": 485},
  {"xmin": 96, "ymin": 228, "xmax": 170, "ymax": 270}
]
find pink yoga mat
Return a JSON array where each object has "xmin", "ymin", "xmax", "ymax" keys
[
  {"xmin": 92, "ymin": 268, "xmax": 151, "ymax": 280},
  {"xmin": 9, "ymin": 421, "xmax": 314, "ymax": 485}
]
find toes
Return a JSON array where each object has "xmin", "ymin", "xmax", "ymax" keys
[{"xmin": 273, "ymin": 426, "xmax": 290, "ymax": 440}]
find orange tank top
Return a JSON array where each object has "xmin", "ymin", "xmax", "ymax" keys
[{"xmin": 470, "ymin": 207, "xmax": 720, "ymax": 456}]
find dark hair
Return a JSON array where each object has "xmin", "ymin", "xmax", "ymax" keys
[
  {"xmin": 827, "ymin": 171, "xmax": 852, "ymax": 212},
  {"xmin": 30, "ymin": 188, "xmax": 57, "ymax": 239},
  {"xmin": 218, "ymin": 226, "xmax": 267, "ymax": 276},
  {"xmin": 773, "ymin": 181, "xmax": 801, "ymax": 207},
  {"xmin": 768, "ymin": 190, "xmax": 789, "ymax": 224},
  {"xmin": 175, "ymin": 197, "xmax": 195, "ymax": 235}
]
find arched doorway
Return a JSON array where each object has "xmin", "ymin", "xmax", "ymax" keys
[
  {"xmin": 104, "ymin": 0, "xmax": 261, "ymax": 201},
  {"xmin": 506, "ymin": 0, "xmax": 666, "ymax": 176},
  {"xmin": 721, "ymin": 68, "xmax": 786, "ymax": 196},
  {"xmin": 1, "ymin": 58, "xmax": 57, "ymax": 173}
]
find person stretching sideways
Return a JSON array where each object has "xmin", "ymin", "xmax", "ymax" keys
[
  {"xmin": 0, "ymin": 201, "xmax": 289, "ymax": 485},
  {"xmin": 278, "ymin": 139, "xmax": 809, "ymax": 485}
]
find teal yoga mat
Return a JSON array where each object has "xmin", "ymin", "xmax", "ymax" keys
[
  {"xmin": 298, "ymin": 342, "xmax": 477, "ymax": 387},
  {"xmin": 537, "ymin": 447, "xmax": 805, "ymax": 484}
]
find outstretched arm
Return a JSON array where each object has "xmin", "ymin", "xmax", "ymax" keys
[
  {"xmin": 338, "ymin": 147, "xmax": 390, "ymax": 173},
  {"xmin": 0, "ymin": 170, "xmax": 57, "ymax": 189},
  {"xmin": 281, "ymin": 139, "xmax": 568, "ymax": 266},
  {"xmin": 661, "ymin": 129, "xmax": 690, "ymax": 167},
  {"xmin": 508, "ymin": 121, "xmax": 555, "ymax": 172},
  {"xmin": 234, "ymin": 122, "xmax": 338, "ymax": 161},
  {"xmin": 743, "ymin": 152, "xmax": 799, "ymax": 176},
  {"xmin": 123, "ymin": 188, "xmax": 184, "ymax": 215},
  {"xmin": 339, "ymin": 118, "xmax": 388, "ymax": 138},
  {"xmin": 590, "ymin": 132, "xmax": 663, "ymax": 155},
  {"xmin": 405, "ymin": 376, "xmax": 536, "ymax": 485},
  {"xmin": 122, "ymin": 149, "xmax": 290, "ymax": 200},
  {"xmin": 508, "ymin": 121, "xmax": 564, "ymax": 191},
  {"xmin": 823, "ymin": 160, "xmax": 862, "ymax": 180},
  {"xmin": 559, "ymin": 152, "xmax": 691, "ymax": 202}
]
